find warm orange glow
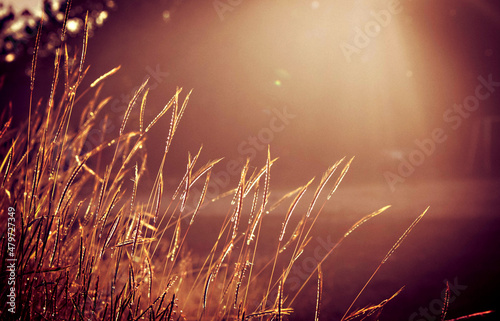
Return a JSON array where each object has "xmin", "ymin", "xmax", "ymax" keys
[{"xmin": 0, "ymin": 1, "xmax": 499, "ymax": 320}]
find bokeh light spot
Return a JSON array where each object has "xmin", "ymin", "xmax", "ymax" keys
[
  {"xmin": 106, "ymin": 0, "xmax": 116, "ymax": 9},
  {"xmin": 96, "ymin": 11, "xmax": 108, "ymax": 26},
  {"xmin": 66, "ymin": 18, "xmax": 82, "ymax": 34},
  {"xmin": 9, "ymin": 19, "xmax": 25, "ymax": 33},
  {"xmin": 51, "ymin": 0, "xmax": 61, "ymax": 12},
  {"xmin": 5, "ymin": 53, "xmax": 15, "ymax": 63},
  {"xmin": 163, "ymin": 10, "xmax": 171, "ymax": 22}
]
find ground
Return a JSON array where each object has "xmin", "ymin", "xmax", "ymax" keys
[{"xmin": 185, "ymin": 177, "xmax": 500, "ymax": 320}]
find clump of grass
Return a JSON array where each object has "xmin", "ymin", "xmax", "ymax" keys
[{"xmin": 0, "ymin": 10, "xmax": 492, "ymax": 321}]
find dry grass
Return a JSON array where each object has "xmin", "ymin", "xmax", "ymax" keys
[{"xmin": 0, "ymin": 10, "xmax": 492, "ymax": 321}]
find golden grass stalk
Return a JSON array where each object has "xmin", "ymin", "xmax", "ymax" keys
[
  {"xmin": 314, "ymin": 264, "xmax": 323, "ymax": 321},
  {"xmin": 306, "ymin": 157, "xmax": 344, "ymax": 217},
  {"xmin": 341, "ymin": 207, "xmax": 430, "ymax": 321},
  {"xmin": 446, "ymin": 311, "xmax": 494, "ymax": 321},
  {"xmin": 190, "ymin": 169, "xmax": 212, "ymax": 225},
  {"xmin": 344, "ymin": 286, "xmax": 404, "ymax": 321},
  {"xmin": 441, "ymin": 281, "xmax": 451, "ymax": 321},
  {"xmin": 144, "ymin": 87, "xmax": 181, "ymax": 134},
  {"xmin": 120, "ymin": 78, "xmax": 149, "ymax": 135},
  {"xmin": 245, "ymin": 307, "xmax": 293, "ymax": 319},
  {"xmin": 279, "ymin": 178, "xmax": 314, "ymax": 242},
  {"xmin": 327, "ymin": 156, "xmax": 354, "ymax": 200},
  {"xmin": 90, "ymin": 65, "xmax": 121, "ymax": 88}
]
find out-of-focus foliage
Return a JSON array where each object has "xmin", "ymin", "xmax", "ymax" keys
[{"xmin": 0, "ymin": 0, "xmax": 116, "ymax": 64}]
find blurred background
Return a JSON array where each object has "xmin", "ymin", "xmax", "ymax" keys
[
  {"xmin": 1, "ymin": 0, "xmax": 499, "ymax": 188},
  {"xmin": 1, "ymin": 1, "xmax": 499, "ymax": 319}
]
